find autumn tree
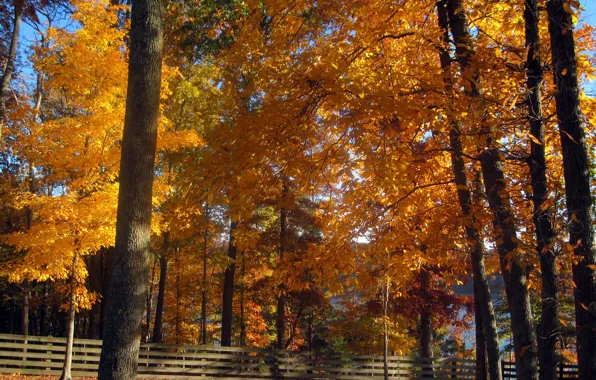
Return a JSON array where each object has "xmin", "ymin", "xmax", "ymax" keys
[
  {"xmin": 547, "ymin": 1, "xmax": 596, "ymax": 377},
  {"xmin": 221, "ymin": 220, "xmax": 238, "ymax": 346},
  {"xmin": 523, "ymin": 1, "xmax": 559, "ymax": 379},
  {"xmin": 444, "ymin": 0, "xmax": 539, "ymax": 378},
  {"xmin": 435, "ymin": 2, "xmax": 501, "ymax": 378},
  {"xmin": 98, "ymin": 0, "xmax": 164, "ymax": 377},
  {"xmin": 1, "ymin": 0, "xmax": 129, "ymax": 376},
  {"xmin": 0, "ymin": 0, "xmax": 23, "ymax": 141},
  {"xmin": 1, "ymin": 1, "xmax": 596, "ymax": 377}
]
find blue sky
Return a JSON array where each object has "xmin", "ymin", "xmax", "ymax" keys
[
  {"xmin": 581, "ymin": 0, "xmax": 596, "ymax": 26},
  {"xmin": 14, "ymin": 1, "xmax": 596, "ymax": 94},
  {"xmin": 581, "ymin": 0, "xmax": 596, "ymax": 95}
]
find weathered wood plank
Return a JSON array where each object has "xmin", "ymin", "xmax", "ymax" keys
[
  {"xmin": 0, "ymin": 333, "xmax": 478, "ymax": 379},
  {"xmin": 0, "ymin": 334, "xmax": 102, "ymax": 346},
  {"xmin": 0, "ymin": 341, "xmax": 103, "ymax": 354},
  {"xmin": 0, "ymin": 351, "xmax": 101, "ymax": 362},
  {"xmin": 0, "ymin": 358, "xmax": 98, "ymax": 370}
]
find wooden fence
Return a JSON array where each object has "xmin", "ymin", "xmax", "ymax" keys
[
  {"xmin": 0, "ymin": 333, "xmax": 476, "ymax": 379},
  {"xmin": 501, "ymin": 361, "xmax": 579, "ymax": 380}
]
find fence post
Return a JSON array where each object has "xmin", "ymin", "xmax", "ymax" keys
[
  {"xmin": 22, "ymin": 335, "xmax": 27, "ymax": 362},
  {"xmin": 451, "ymin": 360, "xmax": 456, "ymax": 379},
  {"xmin": 273, "ymin": 349, "xmax": 280, "ymax": 380},
  {"xmin": 47, "ymin": 341, "xmax": 52, "ymax": 371},
  {"xmin": 559, "ymin": 361, "xmax": 563, "ymax": 379}
]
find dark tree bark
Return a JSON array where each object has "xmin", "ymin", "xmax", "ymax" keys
[
  {"xmin": 524, "ymin": 2, "xmax": 559, "ymax": 379},
  {"xmin": 201, "ymin": 205, "xmax": 209, "ymax": 344},
  {"xmin": 40, "ymin": 283, "xmax": 48, "ymax": 336},
  {"xmin": 97, "ymin": 0, "xmax": 164, "ymax": 375},
  {"xmin": 276, "ymin": 205, "xmax": 288, "ymax": 350},
  {"xmin": 22, "ymin": 281, "xmax": 29, "ymax": 336},
  {"xmin": 10, "ymin": 297, "xmax": 15, "ymax": 334},
  {"xmin": 32, "ymin": 288, "xmax": 39, "ymax": 336},
  {"xmin": 175, "ymin": 248, "xmax": 181, "ymax": 344},
  {"xmin": 480, "ymin": 99, "xmax": 539, "ymax": 380},
  {"xmin": 285, "ymin": 306, "xmax": 303, "ymax": 349},
  {"xmin": 100, "ymin": 247, "xmax": 114, "ymax": 339},
  {"xmin": 88, "ymin": 251, "xmax": 104, "ymax": 339},
  {"xmin": 547, "ymin": 1, "xmax": 596, "ymax": 377},
  {"xmin": 445, "ymin": 1, "xmax": 538, "ymax": 379},
  {"xmin": 419, "ymin": 267, "xmax": 433, "ymax": 359},
  {"xmin": 145, "ymin": 254, "xmax": 157, "ymax": 342},
  {"xmin": 419, "ymin": 313, "xmax": 433, "ymax": 360},
  {"xmin": 201, "ymin": 217, "xmax": 209, "ymax": 344},
  {"xmin": 60, "ymin": 252, "xmax": 79, "ymax": 380},
  {"xmin": 474, "ymin": 282, "xmax": 488, "ymax": 380},
  {"xmin": 436, "ymin": 2, "xmax": 501, "ymax": 379},
  {"xmin": 275, "ymin": 290, "xmax": 285, "ymax": 349},
  {"xmin": 239, "ymin": 250, "xmax": 246, "ymax": 347},
  {"xmin": 382, "ymin": 281, "xmax": 389, "ymax": 380},
  {"xmin": 307, "ymin": 309, "xmax": 313, "ymax": 352},
  {"xmin": 0, "ymin": 0, "xmax": 23, "ymax": 140},
  {"xmin": 152, "ymin": 233, "xmax": 169, "ymax": 343},
  {"xmin": 221, "ymin": 220, "xmax": 238, "ymax": 346},
  {"xmin": 419, "ymin": 267, "xmax": 433, "ymax": 378},
  {"xmin": 152, "ymin": 254, "xmax": 168, "ymax": 343},
  {"xmin": 22, "ymin": 164, "xmax": 34, "ymax": 339}
]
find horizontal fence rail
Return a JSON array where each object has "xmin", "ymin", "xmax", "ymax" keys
[
  {"xmin": 501, "ymin": 361, "xmax": 579, "ymax": 380},
  {"xmin": 0, "ymin": 334, "xmax": 476, "ymax": 379}
]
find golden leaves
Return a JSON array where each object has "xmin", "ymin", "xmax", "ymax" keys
[
  {"xmin": 157, "ymin": 130, "xmax": 205, "ymax": 151},
  {"xmin": 527, "ymin": 132, "xmax": 542, "ymax": 145}
]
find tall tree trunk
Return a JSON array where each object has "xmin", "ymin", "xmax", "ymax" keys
[
  {"xmin": 22, "ymin": 281, "xmax": 29, "ymax": 336},
  {"xmin": 419, "ymin": 267, "xmax": 433, "ymax": 378},
  {"xmin": 436, "ymin": 2, "xmax": 501, "ymax": 378},
  {"xmin": 307, "ymin": 309, "xmax": 313, "ymax": 352},
  {"xmin": 276, "ymin": 205, "xmax": 288, "ymax": 350},
  {"xmin": 100, "ymin": 247, "xmax": 114, "ymax": 339},
  {"xmin": 285, "ymin": 307, "xmax": 303, "ymax": 349},
  {"xmin": 445, "ymin": 1, "xmax": 538, "ymax": 379},
  {"xmin": 145, "ymin": 254, "xmax": 157, "ymax": 342},
  {"xmin": 201, "ymin": 217, "xmax": 209, "ymax": 344},
  {"xmin": 201, "ymin": 210, "xmax": 208, "ymax": 345},
  {"xmin": 175, "ymin": 248, "xmax": 181, "ymax": 345},
  {"xmin": 32, "ymin": 288, "xmax": 39, "ymax": 336},
  {"xmin": 382, "ymin": 280, "xmax": 389, "ymax": 380},
  {"xmin": 152, "ymin": 254, "xmax": 168, "ymax": 343},
  {"xmin": 524, "ymin": 2, "xmax": 559, "ymax": 379},
  {"xmin": 51, "ymin": 302, "xmax": 61, "ymax": 336},
  {"xmin": 60, "ymin": 252, "xmax": 79, "ymax": 380},
  {"xmin": 480, "ymin": 80, "xmax": 539, "ymax": 380},
  {"xmin": 152, "ymin": 233, "xmax": 169, "ymax": 343},
  {"xmin": 97, "ymin": 0, "xmax": 164, "ymax": 375},
  {"xmin": 22, "ymin": 281, "xmax": 29, "ymax": 359},
  {"xmin": 474, "ymin": 282, "xmax": 488, "ymax": 380},
  {"xmin": 22, "ymin": 164, "xmax": 34, "ymax": 339},
  {"xmin": 547, "ymin": 2, "xmax": 596, "ymax": 377},
  {"xmin": 419, "ymin": 267, "xmax": 433, "ymax": 359},
  {"xmin": 419, "ymin": 310, "xmax": 433, "ymax": 358},
  {"xmin": 74, "ymin": 308, "xmax": 81, "ymax": 339},
  {"xmin": 40, "ymin": 282, "xmax": 48, "ymax": 336},
  {"xmin": 10, "ymin": 297, "xmax": 15, "ymax": 334},
  {"xmin": 239, "ymin": 250, "xmax": 246, "ymax": 347},
  {"xmin": 0, "ymin": 0, "xmax": 23, "ymax": 140},
  {"xmin": 88, "ymin": 251, "xmax": 103, "ymax": 339},
  {"xmin": 221, "ymin": 220, "xmax": 238, "ymax": 346}
]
